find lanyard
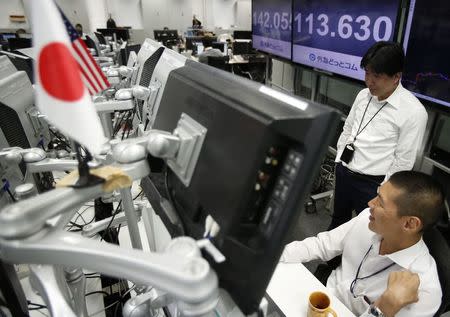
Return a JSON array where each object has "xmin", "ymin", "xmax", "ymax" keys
[
  {"xmin": 353, "ymin": 97, "xmax": 388, "ymax": 142},
  {"xmin": 350, "ymin": 244, "xmax": 396, "ymax": 299}
]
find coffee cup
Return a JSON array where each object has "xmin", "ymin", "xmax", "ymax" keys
[{"xmin": 307, "ymin": 291, "xmax": 337, "ymax": 317}]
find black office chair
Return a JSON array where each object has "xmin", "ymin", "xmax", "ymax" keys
[
  {"xmin": 207, "ymin": 55, "xmax": 231, "ymax": 72},
  {"xmin": 423, "ymin": 225, "xmax": 450, "ymax": 316}
]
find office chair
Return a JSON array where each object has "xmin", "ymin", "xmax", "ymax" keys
[
  {"xmin": 423, "ymin": 226, "xmax": 450, "ymax": 316},
  {"xmin": 207, "ymin": 55, "xmax": 231, "ymax": 72}
]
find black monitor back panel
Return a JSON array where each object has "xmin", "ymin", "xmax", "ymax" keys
[{"xmin": 149, "ymin": 61, "xmax": 340, "ymax": 314}]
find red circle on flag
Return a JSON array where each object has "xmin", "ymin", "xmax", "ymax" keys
[{"xmin": 38, "ymin": 42, "xmax": 84, "ymax": 101}]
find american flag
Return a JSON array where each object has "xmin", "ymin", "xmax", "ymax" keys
[{"xmin": 59, "ymin": 9, "xmax": 110, "ymax": 95}]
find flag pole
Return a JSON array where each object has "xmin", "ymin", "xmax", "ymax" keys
[{"xmin": 72, "ymin": 142, "xmax": 104, "ymax": 188}]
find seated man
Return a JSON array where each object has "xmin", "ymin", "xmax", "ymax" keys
[{"xmin": 281, "ymin": 171, "xmax": 445, "ymax": 317}]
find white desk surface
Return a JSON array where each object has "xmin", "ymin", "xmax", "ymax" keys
[{"xmin": 267, "ymin": 263, "xmax": 356, "ymax": 317}]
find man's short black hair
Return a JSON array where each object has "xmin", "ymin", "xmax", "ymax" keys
[
  {"xmin": 389, "ymin": 171, "xmax": 445, "ymax": 231},
  {"xmin": 360, "ymin": 41, "xmax": 404, "ymax": 76}
]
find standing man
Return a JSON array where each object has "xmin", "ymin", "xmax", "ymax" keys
[{"xmin": 329, "ymin": 41, "xmax": 428, "ymax": 229}]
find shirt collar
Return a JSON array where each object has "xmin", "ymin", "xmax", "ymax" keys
[
  {"xmin": 370, "ymin": 235, "xmax": 428, "ymax": 269},
  {"xmin": 367, "ymin": 82, "xmax": 403, "ymax": 109}
]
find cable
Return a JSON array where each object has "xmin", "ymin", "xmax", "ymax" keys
[
  {"xmin": 27, "ymin": 301, "xmax": 47, "ymax": 308},
  {"xmin": 85, "ymin": 291, "xmax": 109, "ymax": 297},
  {"xmin": 133, "ymin": 189, "xmax": 143, "ymax": 200},
  {"xmin": 88, "ymin": 299, "xmax": 121, "ymax": 317},
  {"xmin": 100, "ymin": 200, "xmax": 122, "ymax": 242}
]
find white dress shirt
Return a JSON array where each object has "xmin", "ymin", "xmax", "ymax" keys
[
  {"xmin": 280, "ymin": 209, "xmax": 442, "ymax": 317},
  {"xmin": 335, "ymin": 83, "xmax": 428, "ymax": 180}
]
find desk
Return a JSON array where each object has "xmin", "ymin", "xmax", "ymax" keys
[{"xmin": 267, "ymin": 263, "xmax": 356, "ymax": 317}]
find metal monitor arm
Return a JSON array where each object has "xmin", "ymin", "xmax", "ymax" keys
[{"xmin": 0, "ymin": 118, "xmax": 216, "ymax": 316}]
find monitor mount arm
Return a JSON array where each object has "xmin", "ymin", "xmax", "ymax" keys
[
  {"xmin": 0, "ymin": 146, "xmax": 218, "ymax": 317},
  {"xmin": 0, "ymin": 116, "xmax": 215, "ymax": 316}
]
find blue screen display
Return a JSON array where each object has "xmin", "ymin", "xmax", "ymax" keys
[
  {"xmin": 402, "ymin": 0, "xmax": 450, "ymax": 108},
  {"xmin": 252, "ymin": 0, "xmax": 292, "ymax": 59},
  {"xmin": 292, "ymin": 0, "xmax": 400, "ymax": 80}
]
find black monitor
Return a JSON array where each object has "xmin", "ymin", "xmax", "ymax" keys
[
  {"xmin": 7, "ymin": 38, "xmax": 32, "ymax": 50},
  {"xmin": 233, "ymin": 41, "xmax": 251, "ymax": 55},
  {"xmin": 97, "ymin": 28, "xmax": 130, "ymax": 41},
  {"xmin": 144, "ymin": 61, "xmax": 340, "ymax": 314},
  {"xmin": 233, "ymin": 30, "xmax": 252, "ymax": 40},
  {"xmin": 201, "ymin": 36, "xmax": 217, "ymax": 48},
  {"xmin": 402, "ymin": 0, "xmax": 450, "ymax": 109},
  {"xmin": 120, "ymin": 43, "xmax": 141, "ymax": 66},
  {"xmin": 0, "ymin": 33, "xmax": 16, "ymax": 43},
  {"xmin": 94, "ymin": 31, "xmax": 107, "ymax": 45},
  {"xmin": 211, "ymin": 42, "xmax": 227, "ymax": 53},
  {"xmin": 153, "ymin": 30, "xmax": 178, "ymax": 47}
]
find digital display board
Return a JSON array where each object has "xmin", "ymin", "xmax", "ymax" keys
[
  {"xmin": 252, "ymin": 0, "xmax": 292, "ymax": 59},
  {"xmin": 402, "ymin": 0, "xmax": 450, "ymax": 109},
  {"xmin": 292, "ymin": 0, "xmax": 401, "ymax": 80}
]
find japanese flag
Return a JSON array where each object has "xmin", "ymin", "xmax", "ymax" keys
[{"xmin": 28, "ymin": 0, "xmax": 107, "ymax": 154}]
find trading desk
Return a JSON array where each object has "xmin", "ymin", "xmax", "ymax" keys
[{"xmin": 267, "ymin": 263, "xmax": 356, "ymax": 317}]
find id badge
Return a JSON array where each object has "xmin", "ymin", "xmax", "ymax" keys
[{"xmin": 341, "ymin": 143, "xmax": 355, "ymax": 164}]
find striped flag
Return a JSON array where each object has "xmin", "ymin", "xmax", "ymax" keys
[
  {"xmin": 59, "ymin": 9, "xmax": 110, "ymax": 95},
  {"xmin": 29, "ymin": 0, "xmax": 107, "ymax": 154}
]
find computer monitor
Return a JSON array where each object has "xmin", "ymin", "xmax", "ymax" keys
[
  {"xmin": 133, "ymin": 39, "xmax": 165, "ymax": 121},
  {"xmin": 94, "ymin": 32, "xmax": 107, "ymax": 45},
  {"xmin": 201, "ymin": 36, "xmax": 217, "ymax": 48},
  {"xmin": 211, "ymin": 42, "xmax": 227, "ymax": 54},
  {"xmin": 0, "ymin": 51, "xmax": 34, "ymax": 84},
  {"xmin": 142, "ymin": 48, "xmax": 187, "ymax": 129},
  {"xmin": 1, "ymin": 33, "xmax": 16, "ymax": 40},
  {"xmin": 7, "ymin": 38, "xmax": 32, "ymax": 50},
  {"xmin": 145, "ymin": 61, "xmax": 340, "ymax": 314},
  {"xmin": 133, "ymin": 39, "xmax": 165, "ymax": 86},
  {"xmin": 0, "ymin": 71, "xmax": 49, "ymax": 154},
  {"xmin": 233, "ymin": 41, "xmax": 252, "ymax": 55},
  {"xmin": 185, "ymin": 36, "xmax": 202, "ymax": 50},
  {"xmin": 402, "ymin": 0, "xmax": 450, "ymax": 109},
  {"xmin": 0, "ymin": 56, "xmax": 17, "ymax": 80},
  {"xmin": 233, "ymin": 30, "xmax": 252, "ymax": 40},
  {"xmin": 97, "ymin": 28, "xmax": 130, "ymax": 41},
  {"xmin": 119, "ymin": 43, "xmax": 141, "ymax": 66},
  {"xmin": 153, "ymin": 30, "xmax": 179, "ymax": 47}
]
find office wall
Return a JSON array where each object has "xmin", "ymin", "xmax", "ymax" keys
[
  {"xmin": 192, "ymin": 0, "xmax": 204, "ymax": 24},
  {"xmin": 142, "ymin": 0, "xmax": 192, "ymax": 38},
  {"xmin": 211, "ymin": 0, "xmax": 237, "ymax": 29},
  {"xmin": 0, "ymin": 0, "xmax": 29, "ymax": 30},
  {"xmin": 84, "ymin": 0, "xmax": 108, "ymax": 33},
  {"xmin": 54, "ymin": 0, "xmax": 90, "ymax": 33},
  {"xmin": 236, "ymin": 0, "xmax": 251, "ymax": 29},
  {"xmin": 105, "ymin": 0, "xmax": 143, "ymax": 29}
]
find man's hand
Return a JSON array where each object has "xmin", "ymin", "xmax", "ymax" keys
[{"xmin": 374, "ymin": 271, "xmax": 420, "ymax": 317}]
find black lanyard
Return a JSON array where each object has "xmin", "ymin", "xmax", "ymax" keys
[
  {"xmin": 353, "ymin": 97, "xmax": 388, "ymax": 142},
  {"xmin": 350, "ymin": 244, "xmax": 396, "ymax": 299}
]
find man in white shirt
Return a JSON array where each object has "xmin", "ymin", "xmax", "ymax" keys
[
  {"xmin": 281, "ymin": 171, "xmax": 445, "ymax": 317},
  {"xmin": 330, "ymin": 41, "xmax": 428, "ymax": 230}
]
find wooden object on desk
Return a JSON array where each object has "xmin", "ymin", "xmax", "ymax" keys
[{"xmin": 267, "ymin": 263, "xmax": 356, "ymax": 317}]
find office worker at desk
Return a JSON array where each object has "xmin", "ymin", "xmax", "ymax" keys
[
  {"xmin": 281, "ymin": 171, "xmax": 445, "ymax": 317},
  {"xmin": 330, "ymin": 41, "xmax": 428, "ymax": 229}
]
